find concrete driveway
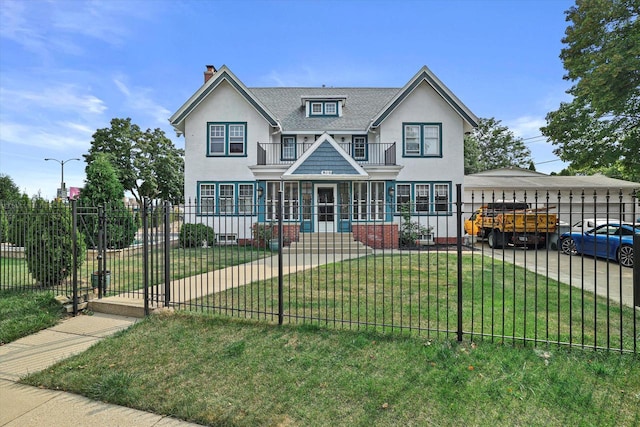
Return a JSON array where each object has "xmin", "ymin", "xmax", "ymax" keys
[{"xmin": 475, "ymin": 243, "xmax": 636, "ymax": 308}]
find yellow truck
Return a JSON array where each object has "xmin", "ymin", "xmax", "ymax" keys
[{"xmin": 464, "ymin": 202, "xmax": 557, "ymax": 248}]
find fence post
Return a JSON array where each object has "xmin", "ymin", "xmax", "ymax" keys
[
  {"xmin": 142, "ymin": 198, "xmax": 150, "ymax": 316},
  {"xmin": 634, "ymin": 234, "xmax": 639, "ymax": 308},
  {"xmin": 71, "ymin": 199, "xmax": 78, "ymax": 316},
  {"xmin": 456, "ymin": 184, "xmax": 463, "ymax": 342},
  {"xmin": 278, "ymin": 190, "xmax": 284, "ymax": 325},
  {"xmin": 97, "ymin": 205, "xmax": 105, "ymax": 299},
  {"xmin": 164, "ymin": 201, "xmax": 171, "ymax": 307}
]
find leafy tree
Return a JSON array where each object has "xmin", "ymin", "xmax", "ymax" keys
[
  {"xmin": 25, "ymin": 199, "xmax": 86, "ymax": 287},
  {"xmin": 7, "ymin": 194, "xmax": 32, "ymax": 246},
  {"xmin": 464, "ymin": 117, "xmax": 532, "ymax": 174},
  {"xmin": 84, "ymin": 118, "xmax": 185, "ymax": 204},
  {"xmin": 79, "ymin": 153, "xmax": 137, "ymax": 249},
  {"xmin": 0, "ymin": 174, "xmax": 22, "ymax": 201},
  {"xmin": 542, "ymin": 0, "xmax": 639, "ymax": 183}
]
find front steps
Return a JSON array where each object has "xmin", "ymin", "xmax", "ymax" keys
[{"xmin": 284, "ymin": 232, "xmax": 373, "ymax": 255}]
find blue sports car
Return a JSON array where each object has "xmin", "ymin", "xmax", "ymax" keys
[{"xmin": 560, "ymin": 223, "xmax": 639, "ymax": 268}]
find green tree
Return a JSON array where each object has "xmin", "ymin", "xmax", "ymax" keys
[
  {"xmin": 542, "ymin": 0, "xmax": 640, "ymax": 183},
  {"xmin": 84, "ymin": 118, "xmax": 185, "ymax": 204},
  {"xmin": 0, "ymin": 174, "xmax": 22, "ymax": 201},
  {"xmin": 79, "ymin": 153, "xmax": 137, "ymax": 249},
  {"xmin": 25, "ymin": 199, "xmax": 86, "ymax": 287},
  {"xmin": 464, "ymin": 117, "xmax": 532, "ymax": 174}
]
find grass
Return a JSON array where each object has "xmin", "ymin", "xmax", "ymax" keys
[
  {"xmin": 196, "ymin": 253, "xmax": 639, "ymax": 352},
  {"xmin": 22, "ymin": 312, "xmax": 640, "ymax": 427},
  {"xmin": 0, "ymin": 245, "xmax": 271, "ymax": 294},
  {"xmin": 0, "ymin": 289, "xmax": 66, "ymax": 344}
]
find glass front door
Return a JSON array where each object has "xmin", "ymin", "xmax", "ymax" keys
[{"xmin": 316, "ymin": 185, "xmax": 336, "ymax": 232}]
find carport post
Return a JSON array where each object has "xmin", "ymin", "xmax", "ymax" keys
[{"xmin": 634, "ymin": 234, "xmax": 640, "ymax": 307}]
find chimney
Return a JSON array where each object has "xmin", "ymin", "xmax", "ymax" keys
[{"xmin": 204, "ymin": 65, "xmax": 217, "ymax": 83}]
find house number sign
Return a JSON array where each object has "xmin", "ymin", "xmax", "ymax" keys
[{"xmin": 321, "ymin": 170, "xmax": 333, "ymax": 175}]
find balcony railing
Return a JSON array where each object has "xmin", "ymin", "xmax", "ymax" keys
[{"xmin": 257, "ymin": 142, "xmax": 396, "ymax": 166}]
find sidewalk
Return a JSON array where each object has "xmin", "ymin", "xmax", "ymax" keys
[{"xmin": 0, "ymin": 312, "xmax": 202, "ymax": 427}]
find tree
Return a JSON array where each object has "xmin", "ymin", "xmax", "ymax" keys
[
  {"xmin": 464, "ymin": 117, "xmax": 532, "ymax": 174},
  {"xmin": 84, "ymin": 118, "xmax": 185, "ymax": 204},
  {"xmin": 541, "ymin": 0, "xmax": 640, "ymax": 183},
  {"xmin": 79, "ymin": 153, "xmax": 137, "ymax": 249},
  {"xmin": 25, "ymin": 199, "xmax": 86, "ymax": 287},
  {"xmin": 0, "ymin": 174, "xmax": 22, "ymax": 201}
]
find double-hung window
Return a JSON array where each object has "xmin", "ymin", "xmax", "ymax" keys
[
  {"xmin": 219, "ymin": 184, "xmax": 235, "ymax": 214},
  {"xmin": 207, "ymin": 122, "xmax": 247, "ymax": 156},
  {"xmin": 403, "ymin": 123, "xmax": 442, "ymax": 157},
  {"xmin": 396, "ymin": 184, "xmax": 411, "ymax": 212},
  {"xmin": 238, "ymin": 184, "xmax": 254, "ymax": 214},
  {"xmin": 198, "ymin": 182, "xmax": 255, "ymax": 215},
  {"xmin": 415, "ymin": 184, "xmax": 430, "ymax": 212},
  {"xmin": 353, "ymin": 136, "xmax": 367, "ymax": 160},
  {"xmin": 199, "ymin": 184, "xmax": 215, "ymax": 214},
  {"xmin": 434, "ymin": 184, "xmax": 450, "ymax": 212}
]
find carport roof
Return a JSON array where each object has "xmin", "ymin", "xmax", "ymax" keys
[{"xmin": 464, "ymin": 173, "xmax": 640, "ymax": 191}]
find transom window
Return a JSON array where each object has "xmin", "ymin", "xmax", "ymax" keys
[
  {"xmin": 207, "ymin": 122, "xmax": 247, "ymax": 156},
  {"xmin": 403, "ymin": 123, "xmax": 442, "ymax": 157}
]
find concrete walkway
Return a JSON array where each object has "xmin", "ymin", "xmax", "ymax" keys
[{"xmin": 0, "ymin": 313, "xmax": 202, "ymax": 427}]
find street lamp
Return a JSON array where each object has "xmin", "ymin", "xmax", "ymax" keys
[{"xmin": 44, "ymin": 157, "xmax": 81, "ymax": 199}]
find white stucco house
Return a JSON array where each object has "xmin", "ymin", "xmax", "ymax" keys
[{"xmin": 169, "ymin": 65, "xmax": 478, "ymax": 248}]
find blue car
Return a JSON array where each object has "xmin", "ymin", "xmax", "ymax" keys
[{"xmin": 560, "ymin": 223, "xmax": 639, "ymax": 268}]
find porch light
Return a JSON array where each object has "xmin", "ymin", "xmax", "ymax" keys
[
  {"xmin": 257, "ymin": 185, "xmax": 264, "ymax": 199},
  {"xmin": 388, "ymin": 186, "xmax": 395, "ymax": 200}
]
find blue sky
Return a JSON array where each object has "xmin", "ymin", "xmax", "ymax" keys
[{"xmin": 0, "ymin": 0, "xmax": 574, "ymax": 199}]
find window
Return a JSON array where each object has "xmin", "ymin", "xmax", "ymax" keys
[
  {"xmin": 403, "ymin": 123, "xmax": 442, "ymax": 157},
  {"xmin": 353, "ymin": 136, "xmax": 367, "ymax": 160},
  {"xmin": 353, "ymin": 182, "xmax": 385, "ymax": 221},
  {"xmin": 396, "ymin": 184, "xmax": 411, "ymax": 212},
  {"xmin": 219, "ymin": 184, "xmax": 234, "ymax": 214},
  {"xmin": 238, "ymin": 184, "xmax": 254, "ymax": 214},
  {"xmin": 217, "ymin": 234, "xmax": 237, "ymax": 245},
  {"xmin": 282, "ymin": 136, "xmax": 296, "ymax": 160},
  {"xmin": 197, "ymin": 182, "xmax": 256, "ymax": 216},
  {"xmin": 415, "ymin": 184, "xmax": 430, "ymax": 212},
  {"xmin": 266, "ymin": 181, "xmax": 280, "ymax": 221},
  {"xmin": 207, "ymin": 122, "xmax": 247, "ymax": 156},
  {"xmin": 209, "ymin": 125, "xmax": 225, "ymax": 155},
  {"xmin": 434, "ymin": 184, "xmax": 449, "ymax": 212},
  {"xmin": 311, "ymin": 103, "xmax": 323, "ymax": 115},
  {"xmin": 309, "ymin": 101, "xmax": 339, "ymax": 117},
  {"xmin": 283, "ymin": 182, "xmax": 299, "ymax": 220},
  {"xmin": 199, "ymin": 184, "xmax": 215, "ymax": 214},
  {"xmin": 324, "ymin": 102, "xmax": 337, "ymax": 115}
]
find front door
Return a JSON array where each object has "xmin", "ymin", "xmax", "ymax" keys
[{"xmin": 316, "ymin": 185, "xmax": 336, "ymax": 232}]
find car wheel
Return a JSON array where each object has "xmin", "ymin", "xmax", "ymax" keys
[
  {"xmin": 488, "ymin": 231, "xmax": 503, "ymax": 249},
  {"xmin": 617, "ymin": 244, "xmax": 633, "ymax": 268},
  {"xmin": 560, "ymin": 237, "xmax": 577, "ymax": 255}
]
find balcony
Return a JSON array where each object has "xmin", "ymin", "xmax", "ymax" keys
[{"xmin": 257, "ymin": 142, "xmax": 396, "ymax": 166}]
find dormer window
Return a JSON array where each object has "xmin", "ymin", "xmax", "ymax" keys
[{"xmin": 302, "ymin": 96, "xmax": 346, "ymax": 117}]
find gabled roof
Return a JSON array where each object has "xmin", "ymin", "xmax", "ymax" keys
[
  {"xmin": 169, "ymin": 65, "xmax": 280, "ymax": 134},
  {"xmin": 251, "ymin": 87, "xmax": 398, "ymax": 132},
  {"xmin": 283, "ymin": 133, "xmax": 369, "ymax": 180},
  {"xmin": 370, "ymin": 65, "xmax": 479, "ymax": 131}
]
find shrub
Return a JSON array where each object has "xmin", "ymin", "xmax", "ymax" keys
[
  {"xmin": 252, "ymin": 222, "xmax": 277, "ymax": 248},
  {"xmin": 398, "ymin": 203, "xmax": 433, "ymax": 248},
  {"xmin": 24, "ymin": 200, "xmax": 86, "ymax": 287},
  {"xmin": 0, "ymin": 205, "xmax": 8, "ymax": 243},
  {"xmin": 179, "ymin": 223, "xmax": 215, "ymax": 248},
  {"xmin": 8, "ymin": 195, "xmax": 32, "ymax": 246}
]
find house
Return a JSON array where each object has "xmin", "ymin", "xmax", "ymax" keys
[
  {"xmin": 169, "ymin": 65, "xmax": 478, "ymax": 248},
  {"xmin": 464, "ymin": 167, "xmax": 640, "ymax": 227}
]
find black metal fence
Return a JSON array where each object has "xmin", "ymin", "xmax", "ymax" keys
[{"xmin": 1, "ymin": 187, "xmax": 638, "ymax": 353}]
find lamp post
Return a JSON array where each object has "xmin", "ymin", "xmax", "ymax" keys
[{"xmin": 44, "ymin": 157, "xmax": 81, "ymax": 199}]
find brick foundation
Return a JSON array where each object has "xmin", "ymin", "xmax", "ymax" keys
[{"xmin": 352, "ymin": 224, "xmax": 399, "ymax": 249}]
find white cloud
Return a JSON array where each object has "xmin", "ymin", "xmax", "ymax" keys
[
  {"xmin": 1, "ymin": 85, "xmax": 107, "ymax": 115},
  {"xmin": 0, "ymin": 121, "xmax": 91, "ymax": 150},
  {"xmin": 505, "ymin": 116, "xmax": 547, "ymax": 140},
  {"xmin": 111, "ymin": 76, "xmax": 171, "ymax": 126}
]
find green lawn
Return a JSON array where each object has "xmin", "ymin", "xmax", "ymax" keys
[
  {"xmin": 0, "ymin": 289, "xmax": 66, "ymax": 344},
  {"xmin": 22, "ymin": 312, "xmax": 640, "ymax": 427}
]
